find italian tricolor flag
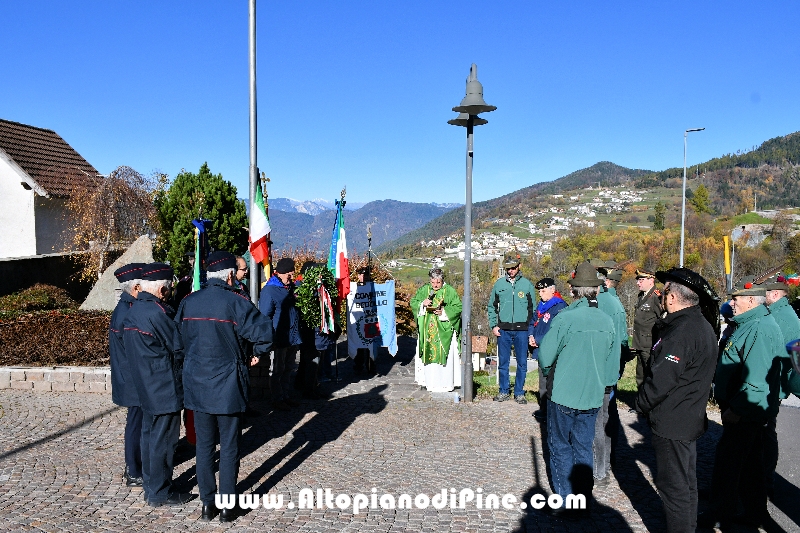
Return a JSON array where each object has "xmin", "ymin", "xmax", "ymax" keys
[
  {"xmin": 328, "ymin": 199, "xmax": 350, "ymax": 305},
  {"xmin": 249, "ymin": 179, "xmax": 272, "ymax": 276}
]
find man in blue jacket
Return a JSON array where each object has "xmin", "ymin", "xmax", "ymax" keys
[
  {"xmin": 175, "ymin": 251, "xmax": 274, "ymax": 522},
  {"xmin": 124, "ymin": 263, "xmax": 193, "ymax": 507},
  {"xmin": 109, "ymin": 262, "xmax": 145, "ymax": 488},
  {"xmin": 528, "ymin": 277, "xmax": 567, "ymax": 421},
  {"xmin": 259, "ymin": 257, "xmax": 302, "ymax": 410}
]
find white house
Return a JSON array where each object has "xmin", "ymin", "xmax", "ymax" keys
[{"xmin": 0, "ymin": 119, "xmax": 99, "ymax": 259}]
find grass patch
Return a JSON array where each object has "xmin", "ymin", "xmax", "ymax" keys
[
  {"xmin": 473, "ymin": 365, "xmax": 540, "ymax": 402},
  {"xmin": 473, "ymin": 358, "xmax": 640, "ymax": 406},
  {"xmin": 732, "ymin": 212, "xmax": 772, "ymax": 225}
]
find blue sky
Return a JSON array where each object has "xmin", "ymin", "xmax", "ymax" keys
[{"xmin": 2, "ymin": 1, "xmax": 798, "ymax": 204}]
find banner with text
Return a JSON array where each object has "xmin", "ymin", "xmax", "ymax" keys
[{"xmin": 346, "ymin": 280, "xmax": 398, "ymax": 358}]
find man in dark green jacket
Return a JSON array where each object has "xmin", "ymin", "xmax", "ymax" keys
[
  {"xmin": 699, "ymin": 277, "xmax": 784, "ymax": 529},
  {"xmin": 758, "ymin": 271, "xmax": 800, "ymax": 498},
  {"xmin": 538, "ymin": 262, "xmax": 615, "ymax": 513},
  {"xmin": 592, "ymin": 260, "xmax": 627, "ymax": 485},
  {"xmin": 488, "ymin": 255, "xmax": 536, "ymax": 404}
]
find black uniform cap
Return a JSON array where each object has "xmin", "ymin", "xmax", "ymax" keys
[
  {"xmin": 206, "ymin": 251, "xmax": 237, "ymax": 272},
  {"xmin": 141, "ymin": 262, "xmax": 174, "ymax": 281},
  {"xmin": 114, "ymin": 263, "xmax": 146, "ymax": 282}
]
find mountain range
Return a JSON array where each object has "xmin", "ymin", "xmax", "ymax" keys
[
  {"xmin": 257, "ymin": 130, "xmax": 800, "ymax": 256},
  {"xmin": 264, "ymin": 199, "xmax": 460, "ymax": 253}
]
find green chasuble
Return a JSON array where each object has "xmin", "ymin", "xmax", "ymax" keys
[{"xmin": 410, "ymin": 282, "xmax": 462, "ymax": 365}]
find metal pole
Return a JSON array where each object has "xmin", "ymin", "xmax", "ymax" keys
[
  {"xmin": 680, "ymin": 131, "xmax": 687, "ymax": 267},
  {"xmin": 248, "ymin": 0, "xmax": 259, "ymax": 304},
  {"xmin": 461, "ymin": 116, "xmax": 474, "ymax": 402}
]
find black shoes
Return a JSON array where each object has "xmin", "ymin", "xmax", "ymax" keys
[
  {"xmin": 533, "ymin": 409, "xmax": 547, "ymax": 421},
  {"xmin": 123, "ymin": 467, "xmax": 143, "ymax": 487},
  {"xmin": 515, "ymin": 395, "xmax": 528, "ymax": 405},
  {"xmin": 220, "ymin": 507, "xmax": 237, "ymax": 523},
  {"xmin": 493, "ymin": 393, "xmax": 511, "ymax": 402},
  {"xmin": 148, "ymin": 492, "xmax": 195, "ymax": 507},
  {"xmin": 201, "ymin": 504, "xmax": 219, "ymax": 521}
]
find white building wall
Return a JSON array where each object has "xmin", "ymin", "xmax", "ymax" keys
[{"xmin": 0, "ymin": 157, "xmax": 37, "ymax": 258}]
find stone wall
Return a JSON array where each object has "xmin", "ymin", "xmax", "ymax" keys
[
  {"xmin": 0, "ymin": 366, "xmax": 112, "ymax": 393},
  {"xmin": 0, "ymin": 365, "xmax": 270, "ymax": 397}
]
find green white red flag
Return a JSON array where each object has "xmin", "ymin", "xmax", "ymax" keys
[
  {"xmin": 249, "ymin": 180, "xmax": 271, "ymax": 267},
  {"xmin": 328, "ymin": 199, "xmax": 350, "ymax": 305}
]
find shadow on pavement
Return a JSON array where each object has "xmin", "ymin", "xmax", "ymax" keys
[
  {"xmin": 238, "ymin": 385, "xmax": 389, "ymax": 503},
  {"xmin": 513, "ymin": 435, "xmax": 634, "ymax": 532},
  {"xmin": 0, "ymin": 405, "xmax": 121, "ymax": 461}
]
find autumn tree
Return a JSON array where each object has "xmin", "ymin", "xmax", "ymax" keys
[
  {"xmin": 153, "ymin": 163, "xmax": 247, "ymax": 276},
  {"xmin": 62, "ymin": 165, "xmax": 162, "ymax": 280}
]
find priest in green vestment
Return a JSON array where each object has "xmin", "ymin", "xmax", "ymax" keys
[{"xmin": 410, "ymin": 268, "xmax": 462, "ymax": 366}]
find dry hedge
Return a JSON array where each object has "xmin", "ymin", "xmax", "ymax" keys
[{"xmin": 0, "ymin": 310, "xmax": 110, "ymax": 367}]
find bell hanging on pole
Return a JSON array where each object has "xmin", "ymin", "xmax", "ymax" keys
[
  {"xmin": 452, "ymin": 64, "xmax": 497, "ymax": 115},
  {"xmin": 447, "ymin": 112, "xmax": 488, "ymax": 127}
]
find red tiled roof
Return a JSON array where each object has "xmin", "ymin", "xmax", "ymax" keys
[{"xmin": 0, "ymin": 118, "xmax": 100, "ymax": 197}]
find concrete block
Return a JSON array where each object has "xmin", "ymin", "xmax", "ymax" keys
[
  {"xmin": 52, "ymin": 382, "xmax": 76, "ymax": 392},
  {"xmin": 85, "ymin": 372, "xmax": 106, "ymax": 383},
  {"xmin": 25, "ymin": 370, "xmax": 45, "ymax": 381},
  {"xmin": 10, "ymin": 370, "xmax": 25, "ymax": 381},
  {"xmin": 0, "ymin": 370, "xmax": 10, "ymax": 386},
  {"xmin": 88, "ymin": 381, "xmax": 107, "ymax": 393},
  {"xmin": 32, "ymin": 381, "xmax": 52, "ymax": 392},
  {"xmin": 74, "ymin": 382, "xmax": 91, "ymax": 393},
  {"xmin": 70, "ymin": 372, "xmax": 85, "ymax": 383},
  {"xmin": 11, "ymin": 381, "xmax": 34, "ymax": 390},
  {"xmin": 45, "ymin": 371, "xmax": 70, "ymax": 382}
]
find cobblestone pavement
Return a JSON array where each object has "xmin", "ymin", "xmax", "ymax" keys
[{"xmin": 1, "ymin": 338, "xmax": 798, "ymax": 532}]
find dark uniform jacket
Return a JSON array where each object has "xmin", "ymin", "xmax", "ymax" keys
[
  {"xmin": 176, "ymin": 279, "xmax": 274, "ymax": 414},
  {"xmin": 528, "ymin": 296, "xmax": 567, "ymax": 360},
  {"xmin": 637, "ymin": 305, "xmax": 717, "ymax": 441},
  {"xmin": 632, "ymin": 287, "xmax": 661, "ymax": 352},
  {"xmin": 123, "ymin": 292, "xmax": 183, "ymax": 415},
  {"xmin": 259, "ymin": 275, "xmax": 302, "ymax": 348},
  {"xmin": 109, "ymin": 291, "xmax": 140, "ymax": 407}
]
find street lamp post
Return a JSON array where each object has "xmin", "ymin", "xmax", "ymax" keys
[
  {"xmin": 449, "ymin": 64, "xmax": 496, "ymax": 402},
  {"xmin": 680, "ymin": 127, "xmax": 705, "ymax": 267}
]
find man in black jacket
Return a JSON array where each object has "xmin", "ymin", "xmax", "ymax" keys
[
  {"xmin": 109, "ymin": 263, "xmax": 145, "ymax": 487},
  {"xmin": 176, "ymin": 251, "xmax": 273, "ymax": 522},
  {"xmin": 124, "ymin": 263, "xmax": 193, "ymax": 507},
  {"xmin": 636, "ymin": 267, "xmax": 719, "ymax": 533}
]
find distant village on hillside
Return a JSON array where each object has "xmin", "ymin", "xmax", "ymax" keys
[{"xmin": 406, "ymin": 186, "xmax": 647, "ymax": 263}]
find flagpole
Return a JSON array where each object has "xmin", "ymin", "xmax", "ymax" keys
[{"xmin": 248, "ymin": 0, "xmax": 260, "ymax": 304}]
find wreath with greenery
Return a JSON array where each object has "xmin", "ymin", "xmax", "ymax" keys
[{"xmin": 295, "ymin": 265, "xmax": 339, "ymax": 328}]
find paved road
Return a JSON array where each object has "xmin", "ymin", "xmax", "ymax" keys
[{"xmin": 1, "ymin": 340, "xmax": 799, "ymax": 532}]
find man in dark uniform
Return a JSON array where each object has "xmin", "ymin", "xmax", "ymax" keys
[
  {"xmin": 175, "ymin": 251, "xmax": 273, "ymax": 522},
  {"xmin": 124, "ymin": 263, "xmax": 193, "ymax": 507},
  {"xmin": 632, "ymin": 269, "xmax": 661, "ymax": 392},
  {"xmin": 109, "ymin": 263, "xmax": 146, "ymax": 487},
  {"xmin": 637, "ymin": 268, "xmax": 719, "ymax": 533},
  {"xmin": 259, "ymin": 257, "xmax": 302, "ymax": 410}
]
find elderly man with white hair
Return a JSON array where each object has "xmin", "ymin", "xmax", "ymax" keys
[
  {"xmin": 124, "ymin": 262, "xmax": 193, "ymax": 508},
  {"xmin": 109, "ymin": 263, "xmax": 146, "ymax": 488}
]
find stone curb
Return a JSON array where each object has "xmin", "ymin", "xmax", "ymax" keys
[
  {"xmin": 0, "ymin": 365, "xmax": 274, "ymax": 398},
  {"xmin": 0, "ymin": 366, "xmax": 111, "ymax": 393}
]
